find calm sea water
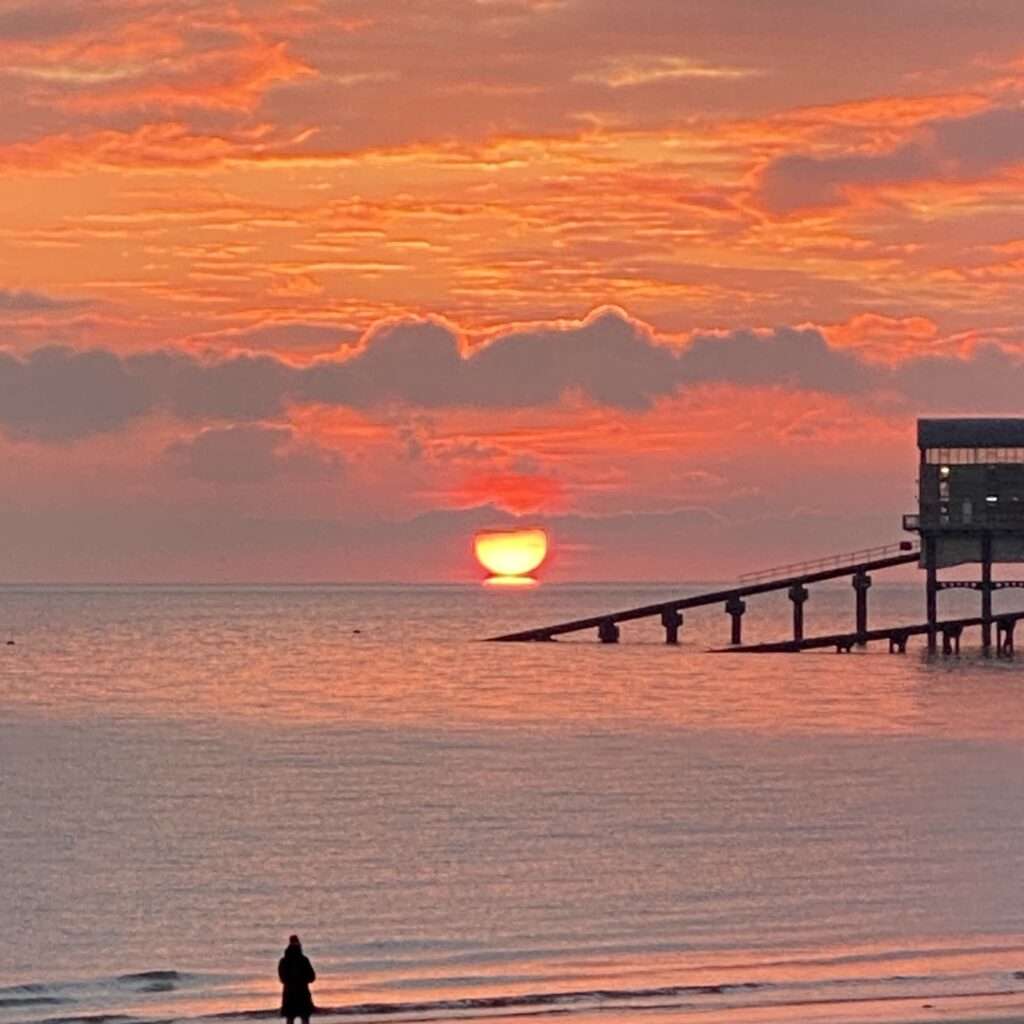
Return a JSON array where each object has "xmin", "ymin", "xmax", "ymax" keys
[{"xmin": 4, "ymin": 582, "xmax": 1024, "ymax": 1024}]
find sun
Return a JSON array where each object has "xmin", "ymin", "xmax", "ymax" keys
[{"xmin": 474, "ymin": 528, "xmax": 549, "ymax": 582}]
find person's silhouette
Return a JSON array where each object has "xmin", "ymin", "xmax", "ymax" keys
[{"xmin": 278, "ymin": 934, "xmax": 316, "ymax": 1024}]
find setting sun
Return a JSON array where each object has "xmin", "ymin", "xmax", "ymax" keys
[{"xmin": 474, "ymin": 529, "xmax": 549, "ymax": 582}]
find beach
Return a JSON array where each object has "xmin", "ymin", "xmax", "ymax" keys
[{"xmin": 3, "ymin": 582, "xmax": 1024, "ymax": 1024}]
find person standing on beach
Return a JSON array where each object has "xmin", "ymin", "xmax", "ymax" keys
[{"xmin": 278, "ymin": 934, "xmax": 316, "ymax": 1024}]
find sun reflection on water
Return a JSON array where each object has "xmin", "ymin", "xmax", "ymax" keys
[{"xmin": 483, "ymin": 575, "xmax": 538, "ymax": 587}]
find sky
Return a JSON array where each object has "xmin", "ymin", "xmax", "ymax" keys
[{"xmin": 4, "ymin": 0, "xmax": 1024, "ymax": 581}]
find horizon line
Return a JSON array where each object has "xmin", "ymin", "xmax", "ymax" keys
[{"xmin": 0, "ymin": 577, "xmax": 925, "ymax": 588}]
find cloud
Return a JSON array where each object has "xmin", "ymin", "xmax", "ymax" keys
[
  {"xmin": 0, "ymin": 346, "xmax": 150, "ymax": 441},
  {"xmin": 757, "ymin": 144, "xmax": 930, "ymax": 213},
  {"xmin": 5, "ymin": 307, "xmax": 1024, "ymax": 444},
  {"xmin": 131, "ymin": 349, "xmax": 297, "ymax": 423},
  {"xmin": 300, "ymin": 317, "xmax": 469, "ymax": 408},
  {"xmin": 437, "ymin": 470, "xmax": 566, "ymax": 513},
  {"xmin": 58, "ymin": 39, "xmax": 313, "ymax": 114},
  {"xmin": 0, "ymin": 3, "xmax": 314, "ymax": 123},
  {"xmin": 468, "ymin": 308, "xmax": 681, "ymax": 409},
  {"xmin": 0, "ymin": 287, "xmax": 84, "ymax": 311},
  {"xmin": 820, "ymin": 313, "xmax": 944, "ymax": 364},
  {"xmin": 0, "ymin": 4, "xmax": 93, "ymax": 42},
  {"xmin": 305, "ymin": 305, "xmax": 686, "ymax": 411},
  {"xmin": 929, "ymin": 106, "xmax": 1024, "ymax": 177},
  {"xmin": 756, "ymin": 104, "xmax": 1024, "ymax": 213},
  {"xmin": 188, "ymin": 320, "xmax": 361, "ymax": 354},
  {"xmin": 301, "ymin": 306, "xmax": 682, "ymax": 412},
  {"xmin": 576, "ymin": 55, "xmax": 760, "ymax": 88},
  {"xmin": 7, "ymin": 63, "xmax": 142, "ymax": 84},
  {"xmin": 0, "ymin": 123, "xmax": 260, "ymax": 173},
  {"xmin": 0, "ymin": 345, "xmax": 296, "ymax": 441},
  {"xmin": 893, "ymin": 342, "xmax": 1024, "ymax": 414},
  {"xmin": 679, "ymin": 326, "xmax": 875, "ymax": 393},
  {"xmin": 164, "ymin": 424, "xmax": 344, "ymax": 483},
  {"xmin": 0, "ymin": 309, "xmax": 642, "ymax": 440}
]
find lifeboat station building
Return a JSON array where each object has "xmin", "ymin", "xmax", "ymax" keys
[{"xmin": 905, "ymin": 418, "xmax": 1024, "ymax": 651}]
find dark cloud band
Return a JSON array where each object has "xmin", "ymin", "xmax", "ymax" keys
[{"xmin": 0, "ymin": 307, "xmax": 1020, "ymax": 442}]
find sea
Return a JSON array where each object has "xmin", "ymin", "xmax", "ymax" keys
[{"xmin": 4, "ymin": 581, "xmax": 1024, "ymax": 1024}]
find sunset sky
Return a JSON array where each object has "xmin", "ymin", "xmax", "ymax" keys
[{"xmin": 5, "ymin": 0, "xmax": 1024, "ymax": 581}]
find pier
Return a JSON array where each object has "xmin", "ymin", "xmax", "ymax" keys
[
  {"xmin": 721, "ymin": 610, "xmax": 1021, "ymax": 656},
  {"xmin": 488, "ymin": 419, "xmax": 1024, "ymax": 654},
  {"xmin": 488, "ymin": 543, "xmax": 918, "ymax": 644}
]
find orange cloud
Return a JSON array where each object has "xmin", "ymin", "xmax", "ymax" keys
[
  {"xmin": 0, "ymin": 122, "xmax": 259, "ymax": 172},
  {"xmin": 440, "ymin": 472, "xmax": 566, "ymax": 514},
  {"xmin": 818, "ymin": 313, "xmax": 944, "ymax": 364},
  {"xmin": 0, "ymin": 3, "xmax": 317, "ymax": 119}
]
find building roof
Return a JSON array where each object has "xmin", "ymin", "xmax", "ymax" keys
[{"xmin": 918, "ymin": 418, "xmax": 1024, "ymax": 448}]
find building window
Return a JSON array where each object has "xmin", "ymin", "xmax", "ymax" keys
[{"xmin": 925, "ymin": 446, "xmax": 1024, "ymax": 464}]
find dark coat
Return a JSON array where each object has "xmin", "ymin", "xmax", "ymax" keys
[{"xmin": 278, "ymin": 947, "xmax": 316, "ymax": 1018}]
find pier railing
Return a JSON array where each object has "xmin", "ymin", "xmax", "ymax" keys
[{"xmin": 737, "ymin": 541, "xmax": 918, "ymax": 584}]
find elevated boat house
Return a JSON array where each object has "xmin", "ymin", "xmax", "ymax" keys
[{"xmin": 905, "ymin": 418, "xmax": 1024, "ymax": 652}]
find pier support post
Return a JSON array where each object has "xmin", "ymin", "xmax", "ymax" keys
[
  {"xmin": 852, "ymin": 572, "xmax": 872, "ymax": 644},
  {"xmin": 661, "ymin": 608, "xmax": 683, "ymax": 645},
  {"xmin": 725, "ymin": 596, "xmax": 746, "ymax": 646},
  {"xmin": 941, "ymin": 625, "xmax": 962, "ymax": 657},
  {"xmin": 981, "ymin": 531, "xmax": 993, "ymax": 656},
  {"xmin": 888, "ymin": 630, "xmax": 909, "ymax": 654},
  {"xmin": 598, "ymin": 618, "xmax": 620, "ymax": 644},
  {"xmin": 997, "ymin": 618, "xmax": 1015, "ymax": 658},
  {"xmin": 788, "ymin": 584, "xmax": 809, "ymax": 643},
  {"xmin": 925, "ymin": 535, "xmax": 938, "ymax": 654}
]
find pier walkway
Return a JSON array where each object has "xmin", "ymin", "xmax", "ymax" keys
[{"xmin": 488, "ymin": 542, "xmax": 919, "ymax": 644}]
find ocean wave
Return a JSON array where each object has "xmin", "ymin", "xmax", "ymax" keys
[
  {"xmin": 0, "ymin": 998, "xmax": 69, "ymax": 1009},
  {"xmin": 0, "ymin": 970, "xmax": 210, "ymax": 1009},
  {"xmin": 201, "ymin": 982, "xmax": 766, "ymax": 1022},
  {"xmin": 32, "ymin": 1015, "xmax": 143, "ymax": 1024},
  {"xmin": 117, "ymin": 975, "xmax": 184, "ymax": 985},
  {"xmin": 116, "ymin": 974, "xmax": 190, "ymax": 994}
]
